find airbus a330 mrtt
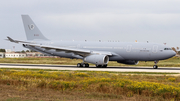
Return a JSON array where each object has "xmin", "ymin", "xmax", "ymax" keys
[{"xmin": 7, "ymin": 15, "xmax": 176, "ymax": 69}]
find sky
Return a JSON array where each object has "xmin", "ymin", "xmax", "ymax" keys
[{"xmin": 1, "ymin": 0, "xmax": 180, "ymax": 51}]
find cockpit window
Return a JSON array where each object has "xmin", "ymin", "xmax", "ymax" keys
[{"xmin": 164, "ymin": 48, "xmax": 172, "ymax": 50}]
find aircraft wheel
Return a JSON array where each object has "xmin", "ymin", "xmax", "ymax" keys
[
  {"xmin": 153, "ymin": 65, "xmax": 158, "ymax": 69},
  {"xmin": 96, "ymin": 64, "xmax": 101, "ymax": 67},
  {"xmin": 85, "ymin": 64, "xmax": 89, "ymax": 67},
  {"xmin": 77, "ymin": 63, "xmax": 81, "ymax": 67},
  {"xmin": 77, "ymin": 63, "xmax": 80, "ymax": 67},
  {"xmin": 102, "ymin": 65, "xmax": 107, "ymax": 68},
  {"xmin": 77, "ymin": 63, "xmax": 82, "ymax": 67},
  {"xmin": 82, "ymin": 64, "xmax": 86, "ymax": 67}
]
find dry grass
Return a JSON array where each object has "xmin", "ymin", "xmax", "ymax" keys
[
  {"xmin": 0, "ymin": 84, "xmax": 167, "ymax": 101},
  {"xmin": 0, "ymin": 69, "xmax": 179, "ymax": 101}
]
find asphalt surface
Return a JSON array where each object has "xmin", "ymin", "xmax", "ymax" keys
[{"xmin": 0, "ymin": 63, "xmax": 180, "ymax": 73}]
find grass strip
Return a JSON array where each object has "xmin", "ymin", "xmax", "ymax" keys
[{"xmin": 0, "ymin": 56, "xmax": 180, "ymax": 67}]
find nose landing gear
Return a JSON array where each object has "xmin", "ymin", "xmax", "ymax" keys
[{"xmin": 153, "ymin": 60, "xmax": 159, "ymax": 69}]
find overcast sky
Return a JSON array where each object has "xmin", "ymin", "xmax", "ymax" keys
[{"xmin": 1, "ymin": 0, "xmax": 180, "ymax": 51}]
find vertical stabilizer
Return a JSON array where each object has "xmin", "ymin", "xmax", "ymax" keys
[{"xmin": 21, "ymin": 15, "xmax": 49, "ymax": 40}]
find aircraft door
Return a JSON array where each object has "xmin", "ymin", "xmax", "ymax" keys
[
  {"xmin": 126, "ymin": 45, "xmax": 132, "ymax": 52},
  {"xmin": 153, "ymin": 45, "xmax": 158, "ymax": 53},
  {"xmin": 77, "ymin": 44, "xmax": 81, "ymax": 49}
]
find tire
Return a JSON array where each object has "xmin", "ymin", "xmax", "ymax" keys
[
  {"xmin": 77, "ymin": 63, "xmax": 81, "ymax": 67},
  {"xmin": 153, "ymin": 65, "xmax": 158, "ymax": 69},
  {"xmin": 96, "ymin": 64, "xmax": 101, "ymax": 67},
  {"xmin": 80, "ymin": 63, "xmax": 83, "ymax": 67},
  {"xmin": 85, "ymin": 64, "xmax": 89, "ymax": 67},
  {"xmin": 102, "ymin": 65, "xmax": 107, "ymax": 68},
  {"xmin": 82, "ymin": 64, "xmax": 86, "ymax": 67}
]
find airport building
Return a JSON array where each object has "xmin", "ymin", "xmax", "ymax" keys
[
  {"xmin": 5, "ymin": 52, "xmax": 27, "ymax": 58},
  {"xmin": 0, "ymin": 52, "xmax": 5, "ymax": 58},
  {"xmin": 0, "ymin": 49, "xmax": 56, "ymax": 58},
  {"xmin": 26, "ymin": 52, "xmax": 49, "ymax": 57}
]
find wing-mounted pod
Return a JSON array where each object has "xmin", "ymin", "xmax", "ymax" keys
[
  {"xmin": 84, "ymin": 55, "xmax": 109, "ymax": 65},
  {"xmin": 117, "ymin": 60, "xmax": 139, "ymax": 65}
]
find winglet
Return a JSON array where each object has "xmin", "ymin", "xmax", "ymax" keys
[
  {"xmin": 7, "ymin": 36, "xmax": 18, "ymax": 43},
  {"xmin": 7, "ymin": 36, "xmax": 32, "ymax": 44}
]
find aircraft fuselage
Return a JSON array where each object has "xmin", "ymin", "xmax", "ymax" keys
[{"xmin": 26, "ymin": 40, "xmax": 176, "ymax": 61}]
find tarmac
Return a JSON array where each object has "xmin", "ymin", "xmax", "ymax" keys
[{"xmin": 0, "ymin": 63, "xmax": 180, "ymax": 73}]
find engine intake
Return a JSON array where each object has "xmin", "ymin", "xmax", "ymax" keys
[
  {"xmin": 22, "ymin": 44, "xmax": 27, "ymax": 47},
  {"xmin": 84, "ymin": 55, "xmax": 109, "ymax": 65}
]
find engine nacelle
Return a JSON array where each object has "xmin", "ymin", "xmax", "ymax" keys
[
  {"xmin": 117, "ymin": 60, "xmax": 139, "ymax": 65},
  {"xmin": 84, "ymin": 55, "xmax": 109, "ymax": 65},
  {"xmin": 22, "ymin": 44, "xmax": 27, "ymax": 47}
]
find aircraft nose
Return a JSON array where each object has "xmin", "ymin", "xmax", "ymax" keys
[
  {"xmin": 171, "ymin": 51, "xmax": 176, "ymax": 57},
  {"xmin": 163, "ymin": 50, "xmax": 176, "ymax": 59}
]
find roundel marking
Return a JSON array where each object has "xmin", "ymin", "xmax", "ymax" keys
[{"xmin": 28, "ymin": 24, "xmax": 35, "ymax": 30}]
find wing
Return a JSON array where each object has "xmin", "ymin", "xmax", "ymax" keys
[
  {"xmin": 7, "ymin": 37, "xmax": 112, "ymax": 57},
  {"xmin": 27, "ymin": 44, "xmax": 112, "ymax": 57}
]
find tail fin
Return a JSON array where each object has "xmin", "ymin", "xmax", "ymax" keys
[{"xmin": 21, "ymin": 15, "xmax": 49, "ymax": 40}]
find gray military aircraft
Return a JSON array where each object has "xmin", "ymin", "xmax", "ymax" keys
[{"xmin": 7, "ymin": 15, "xmax": 176, "ymax": 69}]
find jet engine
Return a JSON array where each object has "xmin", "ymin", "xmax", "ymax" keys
[
  {"xmin": 84, "ymin": 55, "xmax": 109, "ymax": 65},
  {"xmin": 117, "ymin": 60, "xmax": 139, "ymax": 65},
  {"xmin": 22, "ymin": 44, "xmax": 27, "ymax": 47}
]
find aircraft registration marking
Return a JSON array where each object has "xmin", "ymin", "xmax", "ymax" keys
[{"xmin": 34, "ymin": 34, "xmax": 39, "ymax": 36}]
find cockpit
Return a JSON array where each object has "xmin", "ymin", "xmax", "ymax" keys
[{"xmin": 164, "ymin": 48, "xmax": 172, "ymax": 50}]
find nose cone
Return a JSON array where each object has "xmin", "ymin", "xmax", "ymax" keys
[
  {"xmin": 168, "ymin": 50, "xmax": 176, "ymax": 58},
  {"xmin": 172, "ymin": 51, "xmax": 176, "ymax": 57},
  {"xmin": 164, "ymin": 51, "xmax": 176, "ymax": 59}
]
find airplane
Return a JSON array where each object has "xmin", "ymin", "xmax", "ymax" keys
[{"xmin": 7, "ymin": 15, "xmax": 176, "ymax": 69}]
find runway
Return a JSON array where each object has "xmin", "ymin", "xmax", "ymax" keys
[{"xmin": 0, "ymin": 63, "xmax": 180, "ymax": 73}]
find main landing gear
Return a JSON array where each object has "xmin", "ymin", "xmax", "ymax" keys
[
  {"xmin": 153, "ymin": 60, "xmax": 159, "ymax": 69},
  {"xmin": 96, "ymin": 64, "xmax": 107, "ymax": 68},
  {"xmin": 77, "ymin": 63, "xmax": 89, "ymax": 67}
]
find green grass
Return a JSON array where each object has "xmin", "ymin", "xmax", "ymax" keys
[{"xmin": 0, "ymin": 56, "xmax": 180, "ymax": 67}]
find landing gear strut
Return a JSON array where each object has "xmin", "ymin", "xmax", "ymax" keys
[
  {"xmin": 96, "ymin": 64, "xmax": 107, "ymax": 68},
  {"xmin": 77, "ymin": 63, "xmax": 89, "ymax": 67},
  {"xmin": 153, "ymin": 60, "xmax": 159, "ymax": 69}
]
